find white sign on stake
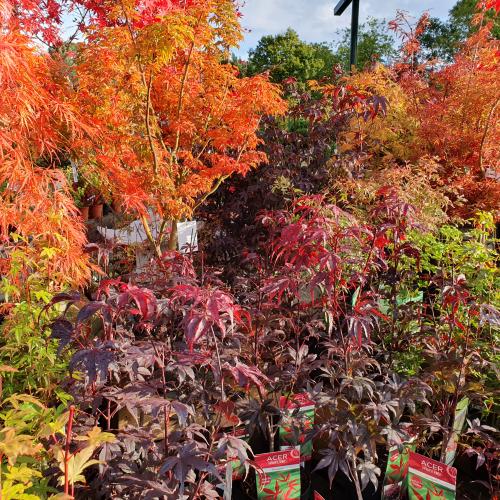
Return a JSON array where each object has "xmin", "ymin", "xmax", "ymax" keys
[
  {"xmin": 177, "ymin": 221, "xmax": 198, "ymax": 254},
  {"xmin": 70, "ymin": 159, "xmax": 79, "ymax": 183}
]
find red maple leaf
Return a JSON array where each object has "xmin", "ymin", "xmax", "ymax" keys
[
  {"xmin": 262, "ymin": 481, "xmax": 282, "ymax": 500},
  {"xmin": 485, "ymin": 0, "xmax": 500, "ymax": 13}
]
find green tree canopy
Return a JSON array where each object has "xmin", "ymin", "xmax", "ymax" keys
[
  {"xmin": 334, "ymin": 17, "xmax": 396, "ymax": 70},
  {"xmin": 449, "ymin": 0, "xmax": 500, "ymax": 38},
  {"xmin": 247, "ymin": 28, "xmax": 338, "ymax": 83},
  {"xmin": 420, "ymin": 0, "xmax": 500, "ymax": 61}
]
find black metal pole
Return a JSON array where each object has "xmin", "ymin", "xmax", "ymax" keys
[{"xmin": 350, "ymin": 0, "xmax": 359, "ymax": 68}]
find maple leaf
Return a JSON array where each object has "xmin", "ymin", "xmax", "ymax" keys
[
  {"xmin": 262, "ymin": 481, "xmax": 282, "ymax": 500},
  {"xmin": 76, "ymin": 302, "xmax": 109, "ymax": 326},
  {"xmin": 117, "ymin": 285, "xmax": 158, "ymax": 320},
  {"xmin": 357, "ymin": 460, "xmax": 381, "ymax": 491},
  {"xmin": 240, "ymin": 399, "xmax": 280, "ymax": 437},
  {"xmin": 160, "ymin": 442, "xmax": 220, "ymax": 497},
  {"xmin": 223, "ymin": 361, "xmax": 269, "ymax": 391},
  {"xmin": 171, "ymin": 284, "xmax": 244, "ymax": 349},
  {"xmin": 314, "ymin": 448, "xmax": 349, "ymax": 486},
  {"xmin": 55, "ymin": 445, "xmax": 101, "ymax": 487},
  {"xmin": 0, "ymin": 428, "xmax": 42, "ymax": 465},
  {"xmin": 215, "ymin": 433, "xmax": 252, "ymax": 477},
  {"xmin": 69, "ymin": 344, "xmax": 116, "ymax": 385},
  {"xmin": 50, "ymin": 318, "xmax": 75, "ymax": 354},
  {"xmin": 285, "ymin": 478, "xmax": 301, "ymax": 498},
  {"xmin": 74, "ymin": 427, "xmax": 116, "ymax": 447},
  {"xmin": 214, "ymin": 400, "xmax": 240, "ymax": 426}
]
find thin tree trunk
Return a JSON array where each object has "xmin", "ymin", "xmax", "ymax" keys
[
  {"xmin": 140, "ymin": 215, "xmax": 162, "ymax": 258},
  {"xmin": 168, "ymin": 220, "xmax": 178, "ymax": 251}
]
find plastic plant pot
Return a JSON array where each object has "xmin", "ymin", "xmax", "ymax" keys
[
  {"xmin": 80, "ymin": 206, "xmax": 90, "ymax": 221},
  {"xmin": 89, "ymin": 203, "xmax": 103, "ymax": 219}
]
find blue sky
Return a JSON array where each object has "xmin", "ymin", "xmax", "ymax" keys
[{"xmin": 236, "ymin": 0, "xmax": 457, "ymax": 56}]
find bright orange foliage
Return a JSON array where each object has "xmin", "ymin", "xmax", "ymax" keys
[
  {"xmin": 75, "ymin": 0, "xmax": 286, "ymax": 250},
  {"xmin": 340, "ymin": 5, "xmax": 499, "ymax": 220},
  {"xmin": 413, "ymin": 15, "xmax": 500, "ymax": 218},
  {"xmin": 336, "ymin": 64, "xmax": 419, "ymax": 165},
  {"xmin": 0, "ymin": 3, "xmax": 91, "ymax": 296},
  {"xmin": 0, "ymin": 0, "xmax": 285, "ymax": 299}
]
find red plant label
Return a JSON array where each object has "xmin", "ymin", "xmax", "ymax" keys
[
  {"xmin": 408, "ymin": 452, "xmax": 457, "ymax": 500},
  {"xmin": 255, "ymin": 448, "xmax": 301, "ymax": 499},
  {"xmin": 408, "ymin": 452, "xmax": 457, "ymax": 488}
]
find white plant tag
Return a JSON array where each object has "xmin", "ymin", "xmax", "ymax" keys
[
  {"xmin": 70, "ymin": 159, "xmax": 79, "ymax": 183},
  {"xmin": 177, "ymin": 221, "xmax": 198, "ymax": 253}
]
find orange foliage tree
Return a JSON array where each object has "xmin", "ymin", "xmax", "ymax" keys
[
  {"xmin": 338, "ymin": 3, "xmax": 499, "ymax": 220},
  {"xmin": 0, "ymin": 1, "xmax": 91, "ymax": 298},
  {"xmin": 413, "ymin": 5, "xmax": 500, "ymax": 218},
  {"xmin": 75, "ymin": 0, "xmax": 286, "ymax": 252}
]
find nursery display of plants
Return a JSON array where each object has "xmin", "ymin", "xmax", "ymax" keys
[{"xmin": 0, "ymin": 0, "xmax": 498, "ymax": 499}]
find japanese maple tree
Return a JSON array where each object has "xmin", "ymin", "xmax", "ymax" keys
[
  {"xmin": 74, "ymin": 0, "xmax": 286, "ymax": 252},
  {"xmin": 0, "ymin": 1, "xmax": 91, "ymax": 296},
  {"xmin": 387, "ymin": 4, "xmax": 499, "ymax": 219},
  {"xmin": 413, "ymin": 3, "xmax": 500, "ymax": 217}
]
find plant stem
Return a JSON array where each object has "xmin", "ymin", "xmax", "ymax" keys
[
  {"xmin": 351, "ymin": 454, "xmax": 363, "ymax": 500},
  {"xmin": 211, "ymin": 327, "xmax": 225, "ymax": 402},
  {"xmin": 64, "ymin": 405, "xmax": 75, "ymax": 495},
  {"xmin": 145, "ymin": 71, "xmax": 160, "ymax": 176},
  {"xmin": 172, "ymin": 40, "xmax": 195, "ymax": 161}
]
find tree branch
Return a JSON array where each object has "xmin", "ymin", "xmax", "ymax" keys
[{"xmin": 145, "ymin": 71, "xmax": 160, "ymax": 175}]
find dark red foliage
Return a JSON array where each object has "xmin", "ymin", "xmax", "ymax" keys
[
  {"xmin": 199, "ymin": 77, "xmax": 388, "ymax": 272},
  {"xmin": 47, "ymin": 188, "xmax": 498, "ymax": 497}
]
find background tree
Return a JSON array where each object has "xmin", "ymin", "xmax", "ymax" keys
[
  {"xmin": 419, "ymin": 18, "xmax": 457, "ymax": 61},
  {"xmin": 414, "ymin": 13, "xmax": 500, "ymax": 218},
  {"xmin": 338, "ymin": 7, "xmax": 500, "ymax": 220},
  {"xmin": 247, "ymin": 28, "xmax": 338, "ymax": 83},
  {"xmin": 334, "ymin": 17, "xmax": 396, "ymax": 70},
  {"xmin": 420, "ymin": 0, "xmax": 500, "ymax": 61},
  {"xmin": 448, "ymin": 0, "xmax": 500, "ymax": 39}
]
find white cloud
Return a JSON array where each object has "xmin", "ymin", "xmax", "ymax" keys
[{"xmin": 236, "ymin": 0, "xmax": 456, "ymax": 56}]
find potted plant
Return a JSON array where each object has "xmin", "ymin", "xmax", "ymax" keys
[
  {"xmin": 72, "ymin": 185, "xmax": 90, "ymax": 221},
  {"xmin": 111, "ymin": 197, "xmax": 123, "ymax": 214},
  {"xmin": 88, "ymin": 188, "xmax": 104, "ymax": 220},
  {"xmin": 82, "ymin": 172, "xmax": 105, "ymax": 220}
]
